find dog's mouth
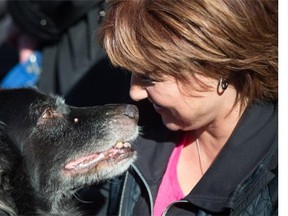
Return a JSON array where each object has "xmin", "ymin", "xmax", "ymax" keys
[{"xmin": 63, "ymin": 141, "xmax": 135, "ymax": 175}]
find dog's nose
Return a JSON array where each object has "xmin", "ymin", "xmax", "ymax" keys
[{"xmin": 124, "ymin": 105, "xmax": 139, "ymax": 119}]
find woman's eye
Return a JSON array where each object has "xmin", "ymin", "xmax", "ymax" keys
[{"xmin": 138, "ymin": 74, "xmax": 157, "ymax": 84}]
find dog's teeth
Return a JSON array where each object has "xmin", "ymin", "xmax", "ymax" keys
[
  {"xmin": 115, "ymin": 142, "xmax": 131, "ymax": 149},
  {"xmin": 123, "ymin": 142, "xmax": 131, "ymax": 148},
  {"xmin": 115, "ymin": 142, "xmax": 124, "ymax": 149}
]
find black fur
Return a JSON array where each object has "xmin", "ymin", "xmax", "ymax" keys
[{"xmin": 0, "ymin": 88, "xmax": 139, "ymax": 215}]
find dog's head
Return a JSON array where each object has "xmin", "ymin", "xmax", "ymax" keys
[{"xmin": 0, "ymin": 88, "xmax": 138, "ymax": 208}]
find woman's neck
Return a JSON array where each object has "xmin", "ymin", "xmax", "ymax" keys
[{"xmin": 178, "ymin": 102, "xmax": 245, "ymax": 195}]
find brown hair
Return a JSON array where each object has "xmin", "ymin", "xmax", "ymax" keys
[{"xmin": 98, "ymin": 0, "xmax": 278, "ymax": 106}]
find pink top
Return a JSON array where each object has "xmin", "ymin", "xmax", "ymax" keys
[{"xmin": 153, "ymin": 135, "xmax": 187, "ymax": 216}]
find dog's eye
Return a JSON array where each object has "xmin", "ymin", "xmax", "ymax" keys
[
  {"xmin": 41, "ymin": 108, "xmax": 61, "ymax": 119},
  {"xmin": 37, "ymin": 108, "xmax": 64, "ymax": 125},
  {"xmin": 41, "ymin": 109, "xmax": 54, "ymax": 119}
]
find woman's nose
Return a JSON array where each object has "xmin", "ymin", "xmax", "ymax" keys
[{"xmin": 129, "ymin": 75, "xmax": 148, "ymax": 101}]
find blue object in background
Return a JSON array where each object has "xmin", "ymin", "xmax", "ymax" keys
[{"xmin": 0, "ymin": 51, "xmax": 42, "ymax": 88}]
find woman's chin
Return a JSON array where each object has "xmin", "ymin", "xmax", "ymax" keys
[{"xmin": 161, "ymin": 119, "xmax": 181, "ymax": 131}]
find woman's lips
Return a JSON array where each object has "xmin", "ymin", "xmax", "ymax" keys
[
  {"xmin": 148, "ymin": 99, "xmax": 165, "ymax": 113},
  {"xmin": 153, "ymin": 103, "xmax": 164, "ymax": 113}
]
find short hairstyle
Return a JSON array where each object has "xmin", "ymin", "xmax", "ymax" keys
[{"xmin": 98, "ymin": 0, "xmax": 278, "ymax": 107}]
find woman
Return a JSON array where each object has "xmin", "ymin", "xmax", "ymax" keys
[{"xmin": 97, "ymin": 0, "xmax": 278, "ymax": 215}]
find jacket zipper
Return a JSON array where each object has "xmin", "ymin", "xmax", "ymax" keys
[
  {"xmin": 132, "ymin": 164, "xmax": 154, "ymax": 215},
  {"xmin": 118, "ymin": 171, "xmax": 129, "ymax": 216},
  {"xmin": 118, "ymin": 165, "xmax": 154, "ymax": 216}
]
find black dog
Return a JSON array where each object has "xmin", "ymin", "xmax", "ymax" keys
[{"xmin": 0, "ymin": 88, "xmax": 139, "ymax": 215}]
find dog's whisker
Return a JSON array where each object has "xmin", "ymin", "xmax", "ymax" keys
[
  {"xmin": 73, "ymin": 192, "xmax": 94, "ymax": 204},
  {"xmin": 106, "ymin": 177, "xmax": 123, "ymax": 183}
]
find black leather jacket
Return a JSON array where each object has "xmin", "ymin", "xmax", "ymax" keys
[{"xmin": 111, "ymin": 102, "xmax": 278, "ymax": 216}]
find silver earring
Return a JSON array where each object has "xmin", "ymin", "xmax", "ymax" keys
[{"xmin": 219, "ymin": 78, "xmax": 228, "ymax": 90}]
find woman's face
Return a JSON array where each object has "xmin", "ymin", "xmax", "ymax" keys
[{"xmin": 130, "ymin": 73, "xmax": 233, "ymax": 131}]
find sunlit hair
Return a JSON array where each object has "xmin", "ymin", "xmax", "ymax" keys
[{"xmin": 98, "ymin": 0, "xmax": 278, "ymax": 107}]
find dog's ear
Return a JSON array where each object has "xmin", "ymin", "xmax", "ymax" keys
[{"xmin": 0, "ymin": 125, "xmax": 18, "ymax": 216}]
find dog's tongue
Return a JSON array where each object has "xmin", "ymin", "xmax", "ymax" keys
[
  {"xmin": 64, "ymin": 153, "xmax": 105, "ymax": 170},
  {"xmin": 64, "ymin": 144, "xmax": 132, "ymax": 173}
]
